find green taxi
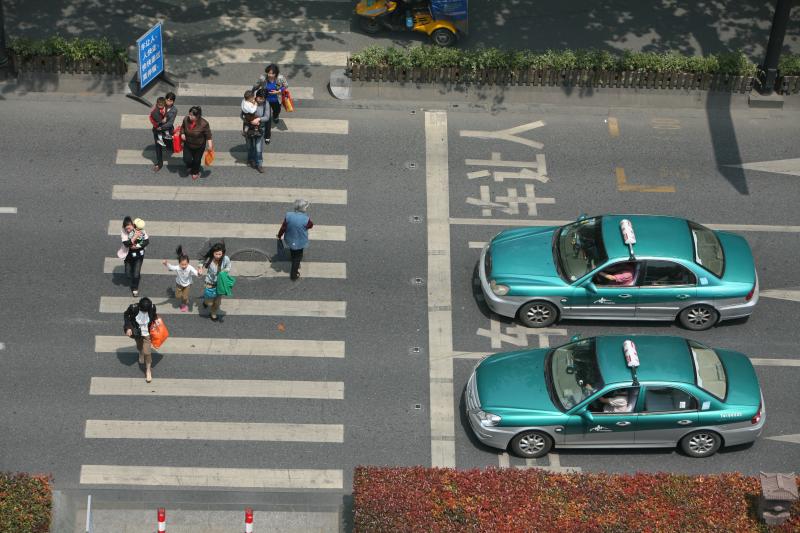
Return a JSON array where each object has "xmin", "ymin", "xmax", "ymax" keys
[
  {"xmin": 479, "ymin": 214, "xmax": 759, "ymax": 330},
  {"xmin": 465, "ymin": 335, "xmax": 765, "ymax": 458}
]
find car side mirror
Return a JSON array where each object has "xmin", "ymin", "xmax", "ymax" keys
[{"xmin": 580, "ymin": 409, "xmax": 594, "ymax": 422}]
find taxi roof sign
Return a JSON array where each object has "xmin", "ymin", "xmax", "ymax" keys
[
  {"xmin": 623, "ymin": 339, "xmax": 640, "ymax": 385},
  {"xmin": 619, "ymin": 219, "xmax": 636, "ymax": 257}
]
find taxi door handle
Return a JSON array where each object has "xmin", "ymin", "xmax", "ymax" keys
[
  {"xmin": 616, "ymin": 421, "xmax": 631, "ymax": 427},
  {"xmin": 677, "ymin": 420, "xmax": 693, "ymax": 425},
  {"xmin": 618, "ymin": 294, "xmax": 632, "ymax": 299},
  {"xmin": 676, "ymin": 294, "xmax": 691, "ymax": 300}
]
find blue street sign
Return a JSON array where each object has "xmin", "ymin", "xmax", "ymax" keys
[{"xmin": 136, "ymin": 23, "xmax": 164, "ymax": 90}]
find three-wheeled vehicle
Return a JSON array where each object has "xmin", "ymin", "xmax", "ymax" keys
[{"xmin": 354, "ymin": 0, "xmax": 468, "ymax": 47}]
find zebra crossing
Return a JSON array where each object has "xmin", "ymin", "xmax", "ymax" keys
[{"xmin": 82, "ymin": 69, "xmax": 352, "ymax": 504}]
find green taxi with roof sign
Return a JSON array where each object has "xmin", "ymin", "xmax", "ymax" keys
[
  {"xmin": 465, "ymin": 335, "xmax": 765, "ymax": 458},
  {"xmin": 478, "ymin": 214, "xmax": 759, "ymax": 330}
]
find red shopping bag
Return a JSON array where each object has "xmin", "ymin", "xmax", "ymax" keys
[
  {"xmin": 281, "ymin": 89, "xmax": 295, "ymax": 112},
  {"xmin": 172, "ymin": 127, "xmax": 183, "ymax": 153},
  {"xmin": 148, "ymin": 318, "xmax": 169, "ymax": 349}
]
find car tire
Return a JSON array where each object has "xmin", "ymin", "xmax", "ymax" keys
[
  {"xmin": 510, "ymin": 430, "xmax": 553, "ymax": 458},
  {"xmin": 359, "ymin": 17, "xmax": 382, "ymax": 34},
  {"xmin": 680, "ymin": 430, "xmax": 722, "ymax": 458},
  {"xmin": 431, "ymin": 28, "xmax": 456, "ymax": 47},
  {"xmin": 678, "ymin": 304, "xmax": 719, "ymax": 331},
  {"xmin": 518, "ymin": 301, "xmax": 558, "ymax": 328}
]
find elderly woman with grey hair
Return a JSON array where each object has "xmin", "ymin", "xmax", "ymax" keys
[{"xmin": 277, "ymin": 199, "xmax": 314, "ymax": 281}]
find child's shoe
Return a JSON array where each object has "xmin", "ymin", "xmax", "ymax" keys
[{"xmin": 180, "ymin": 304, "xmax": 189, "ymax": 312}]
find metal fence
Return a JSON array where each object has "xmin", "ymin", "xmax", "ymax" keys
[{"xmin": 11, "ymin": 53, "xmax": 128, "ymax": 75}]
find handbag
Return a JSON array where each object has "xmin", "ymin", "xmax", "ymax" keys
[
  {"xmin": 148, "ymin": 318, "xmax": 169, "ymax": 349},
  {"xmin": 281, "ymin": 89, "xmax": 294, "ymax": 112},
  {"xmin": 204, "ymin": 148, "xmax": 215, "ymax": 166},
  {"xmin": 172, "ymin": 126, "xmax": 183, "ymax": 153},
  {"xmin": 276, "ymin": 238, "xmax": 286, "ymax": 259},
  {"xmin": 204, "ymin": 286, "xmax": 218, "ymax": 299}
]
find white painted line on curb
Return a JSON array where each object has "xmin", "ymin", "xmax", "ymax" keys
[
  {"xmin": 449, "ymin": 217, "xmax": 800, "ymax": 233},
  {"xmin": 106, "ymin": 220, "xmax": 346, "ymax": 241},
  {"xmin": 120, "ymin": 115, "xmax": 347, "ymax": 134},
  {"xmin": 90, "ymin": 377, "xmax": 345, "ymax": 399},
  {"xmin": 178, "ymin": 83, "xmax": 314, "ymax": 100},
  {"xmin": 80, "ymin": 465, "xmax": 343, "ymax": 489},
  {"xmin": 85, "ymin": 420, "xmax": 344, "ymax": 442},
  {"xmin": 99, "ymin": 296, "xmax": 346, "ymax": 318},
  {"xmin": 104, "ymin": 257, "xmax": 347, "ymax": 280},
  {"xmin": 95, "ymin": 336, "xmax": 345, "ymax": 358},
  {"xmin": 115, "ymin": 149, "xmax": 348, "ymax": 170},
  {"xmin": 112, "ymin": 185, "xmax": 347, "ymax": 204},
  {"xmin": 425, "ymin": 111, "xmax": 456, "ymax": 468},
  {"xmin": 498, "ymin": 453, "xmax": 510, "ymax": 468}
]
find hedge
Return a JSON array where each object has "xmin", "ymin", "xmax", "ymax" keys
[
  {"xmin": 0, "ymin": 472, "xmax": 52, "ymax": 533},
  {"xmin": 353, "ymin": 466, "xmax": 800, "ymax": 532},
  {"xmin": 779, "ymin": 53, "xmax": 800, "ymax": 76},
  {"xmin": 8, "ymin": 35, "xmax": 127, "ymax": 61}
]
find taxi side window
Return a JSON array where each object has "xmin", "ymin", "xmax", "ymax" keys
[
  {"xmin": 643, "ymin": 387, "xmax": 698, "ymax": 412},
  {"xmin": 642, "ymin": 260, "xmax": 696, "ymax": 287}
]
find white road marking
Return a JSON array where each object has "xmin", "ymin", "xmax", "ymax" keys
[
  {"xmin": 178, "ymin": 83, "xmax": 314, "ymax": 100},
  {"xmin": 461, "ymin": 121, "xmax": 546, "ymax": 149},
  {"xmin": 498, "ymin": 452, "xmax": 510, "ymax": 467},
  {"xmin": 105, "ymin": 220, "xmax": 346, "ymax": 241},
  {"xmin": 80, "ymin": 465, "xmax": 343, "ymax": 489},
  {"xmin": 449, "ymin": 218, "xmax": 800, "ymax": 233},
  {"xmin": 99, "ymin": 296, "xmax": 346, "ymax": 318},
  {"xmin": 766, "ymin": 434, "xmax": 800, "ymax": 444},
  {"xmin": 750, "ymin": 358, "xmax": 800, "ymax": 367},
  {"xmin": 104, "ymin": 257, "xmax": 346, "ymax": 279},
  {"xmin": 95, "ymin": 336, "xmax": 345, "ymax": 358},
  {"xmin": 128, "ymin": 14, "xmax": 350, "ymax": 34},
  {"xmin": 115, "ymin": 149, "xmax": 348, "ymax": 170},
  {"xmin": 120, "ymin": 115, "xmax": 347, "ymax": 134},
  {"xmin": 112, "ymin": 185, "xmax": 348, "ymax": 204},
  {"xmin": 85, "ymin": 420, "xmax": 344, "ymax": 442},
  {"xmin": 182, "ymin": 49, "xmax": 348, "ymax": 67},
  {"xmin": 0, "ymin": 207, "xmax": 17, "ymax": 214},
  {"xmin": 760, "ymin": 290, "xmax": 800, "ymax": 302},
  {"xmin": 727, "ymin": 157, "xmax": 800, "ymax": 177},
  {"xmin": 468, "ymin": 241, "xmax": 487, "ymax": 249},
  {"xmin": 425, "ymin": 111, "xmax": 456, "ymax": 468},
  {"xmin": 90, "ymin": 378, "xmax": 344, "ymax": 399},
  {"xmin": 0, "ymin": 342, "xmax": 4, "ymax": 350}
]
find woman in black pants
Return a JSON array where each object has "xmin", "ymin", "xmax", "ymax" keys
[
  {"xmin": 120, "ymin": 216, "xmax": 149, "ymax": 297},
  {"xmin": 180, "ymin": 106, "xmax": 213, "ymax": 180}
]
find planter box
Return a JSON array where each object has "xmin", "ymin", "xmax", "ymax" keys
[
  {"xmin": 8, "ymin": 53, "xmax": 130, "ymax": 94},
  {"xmin": 779, "ymin": 75, "xmax": 800, "ymax": 94}
]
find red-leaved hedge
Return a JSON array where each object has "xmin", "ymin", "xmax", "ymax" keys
[
  {"xmin": 0, "ymin": 472, "xmax": 52, "ymax": 533},
  {"xmin": 353, "ymin": 466, "xmax": 800, "ymax": 533}
]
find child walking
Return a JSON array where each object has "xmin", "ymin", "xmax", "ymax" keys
[{"xmin": 162, "ymin": 245, "xmax": 202, "ymax": 312}]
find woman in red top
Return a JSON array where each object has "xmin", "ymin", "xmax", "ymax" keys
[{"xmin": 180, "ymin": 106, "xmax": 213, "ymax": 180}]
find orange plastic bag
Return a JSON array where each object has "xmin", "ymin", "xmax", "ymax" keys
[
  {"xmin": 204, "ymin": 148, "xmax": 215, "ymax": 166},
  {"xmin": 172, "ymin": 126, "xmax": 182, "ymax": 153},
  {"xmin": 282, "ymin": 89, "xmax": 294, "ymax": 112},
  {"xmin": 148, "ymin": 317, "xmax": 169, "ymax": 349}
]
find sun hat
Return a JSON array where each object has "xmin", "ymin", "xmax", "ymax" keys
[{"xmin": 133, "ymin": 218, "xmax": 146, "ymax": 230}]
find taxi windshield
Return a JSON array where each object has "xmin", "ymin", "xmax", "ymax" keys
[
  {"xmin": 548, "ymin": 338, "xmax": 604, "ymax": 411},
  {"xmin": 689, "ymin": 221, "xmax": 724, "ymax": 277},
  {"xmin": 556, "ymin": 217, "xmax": 607, "ymax": 282}
]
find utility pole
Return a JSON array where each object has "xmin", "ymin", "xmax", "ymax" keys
[{"xmin": 759, "ymin": 0, "xmax": 793, "ymax": 94}]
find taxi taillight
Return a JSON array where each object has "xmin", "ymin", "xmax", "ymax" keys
[
  {"xmin": 745, "ymin": 282, "xmax": 756, "ymax": 302},
  {"xmin": 751, "ymin": 401, "xmax": 762, "ymax": 425}
]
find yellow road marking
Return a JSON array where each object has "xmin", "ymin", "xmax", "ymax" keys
[
  {"xmin": 607, "ymin": 117, "xmax": 619, "ymax": 137},
  {"xmin": 616, "ymin": 167, "xmax": 676, "ymax": 193}
]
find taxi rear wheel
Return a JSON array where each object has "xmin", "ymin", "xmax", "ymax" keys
[
  {"xmin": 431, "ymin": 28, "xmax": 456, "ymax": 47},
  {"xmin": 678, "ymin": 304, "xmax": 719, "ymax": 331},
  {"xmin": 518, "ymin": 301, "xmax": 558, "ymax": 328},
  {"xmin": 510, "ymin": 430, "xmax": 553, "ymax": 458},
  {"xmin": 359, "ymin": 17, "xmax": 382, "ymax": 34},
  {"xmin": 680, "ymin": 431, "xmax": 722, "ymax": 458}
]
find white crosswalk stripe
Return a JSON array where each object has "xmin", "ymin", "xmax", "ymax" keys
[
  {"xmin": 106, "ymin": 220, "xmax": 346, "ymax": 240},
  {"xmin": 128, "ymin": 15, "xmax": 351, "ymax": 35},
  {"xmin": 85, "ymin": 420, "xmax": 344, "ymax": 442},
  {"xmin": 115, "ymin": 149, "xmax": 348, "ymax": 169},
  {"xmin": 120, "ymin": 114, "xmax": 347, "ymax": 134},
  {"xmin": 190, "ymin": 49, "xmax": 349, "ymax": 67},
  {"xmin": 100, "ymin": 296, "xmax": 346, "ymax": 317},
  {"xmin": 95, "ymin": 335, "xmax": 345, "ymax": 358},
  {"xmin": 90, "ymin": 377, "xmax": 345, "ymax": 399},
  {"xmin": 177, "ymin": 82, "xmax": 314, "ymax": 99},
  {"xmin": 104, "ymin": 257, "xmax": 347, "ymax": 279},
  {"xmin": 80, "ymin": 465, "xmax": 344, "ymax": 489},
  {"xmin": 112, "ymin": 185, "xmax": 347, "ymax": 204}
]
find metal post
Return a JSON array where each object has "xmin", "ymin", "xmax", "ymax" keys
[
  {"xmin": 85, "ymin": 495, "xmax": 93, "ymax": 533},
  {"xmin": 759, "ymin": 0, "xmax": 793, "ymax": 94}
]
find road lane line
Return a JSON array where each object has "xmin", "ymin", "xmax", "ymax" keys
[
  {"xmin": 750, "ymin": 358, "xmax": 800, "ymax": 367},
  {"xmin": 80, "ymin": 465, "xmax": 343, "ymax": 489},
  {"xmin": 95, "ymin": 336, "xmax": 345, "ymax": 358},
  {"xmin": 85, "ymin": 420, "xmax": 344, "ymax": 442},
  {"xmin": 115, "ymin": 149, "xmax": 348, "ymax": 170},
  {"xmin": 103, "ymin": 257, "xmax": 346, "ymax": 279},
  {"xmin": 760, "ymin": 290, "xmax": 800, "ymax": 302},
  {"xmin": 448, "ymin": 218, "xmax": 800, "ymax": 233},
  {"xmin": 99, "ymin": 296, "xmax": 346, "ymax": 318},
  {"xmin": 425, "ymin": 110, "xmax": 456, "ymax": 467},
  {"xmin": 0, "ymin": 207, "xmax": 17, "ymax": 214},
  {"xmin": 112, "ymin": 185, "xmax": 347, "ymax": 204},
  {"xmin": 120, "ymin": 115, "xmax": 347, "ymax": 134},
  {"xmin": 106, "ymin": 220, "xmax": 346, "ymax": 241},
  {"xmin": 178, "ymin": 83, "xmax": 314, "ymax": 100},
  {"xmin": 90, "ymin": 377, "xmax": 344, "ymax": 399}
]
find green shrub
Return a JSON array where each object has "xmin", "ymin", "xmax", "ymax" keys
[
  {"xmin": 10, "ymin": 35, "xmax": 127, "ymax": 61},
  {"xmin": 779, "ymin": 53, "xmax": 800, "ymax": 75},
  {"xmin": 0, "ymin": 472, "xmax": 52, "ymax": 533}
]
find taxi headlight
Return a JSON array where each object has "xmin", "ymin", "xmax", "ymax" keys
[
  {"xmin": 490, "ymin": 280, "xmax": 509, "ymax": 296},
  {"xmin": 477, "ymin": 410, "xmax": 502, "ymax": 427}
]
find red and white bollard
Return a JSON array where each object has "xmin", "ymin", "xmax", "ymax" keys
[
  {"xmin": 157, "ymin": 507, "xmax": 166, "ymax": 532},
  {"xmin": 244, "ymin": 508, "xmax": 254, "ymax": 532}
]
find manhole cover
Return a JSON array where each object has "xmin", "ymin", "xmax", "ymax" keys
[{"xmin": 230, "ymin": 249, "xmax": 269, "ymax": 262}]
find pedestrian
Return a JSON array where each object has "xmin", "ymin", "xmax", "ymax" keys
[
  {"xmin": 150, "ymin": 92, "xmax": 178, "ymax": 173},
  {"xmin": 119, "ymin": 216, "xmax": 149, "ymax": 297},
  {"xmin": 162, "ymin": 245, "xmax": 202, "ymax": 312},
  {"xmin": 261, "ymin": 63, "xmax": 287, "ymax": 125},
  {"xmin": 277, "ymin": 199, "xmax": 313, "ymax": 281},
  {"xmin": 123, "ymin": 296, "xmax": 158, "ymax": 382},
  {"xmin": 244, "ymin": 89, "xmax": 271, "ymax": 173},
  {"xmin": 180, "ymin": 106, "xmax": 213, "ymax": 181},
  {"xmin": 202, "ymin": 242, "xmax": 231, "ymax": 321}
]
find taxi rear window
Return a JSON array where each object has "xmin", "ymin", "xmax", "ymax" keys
[
  {"xmin": 688, "ymin": 340, "xmax": 727, "ymax": 400},
  {"xmin": 688, "ymin": 221, "xmax": 724, "ymax": 277}
]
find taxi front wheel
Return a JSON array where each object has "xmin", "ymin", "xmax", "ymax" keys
[
  {"xmin": 519, "ymin": 301, "xmax": 558, "ymax": 328},
  {"xmin": 510, "ymin": 430, "xmax": 553, "ymax": 458},
  {"xmin": 680, "ymin": 430, "xmax": 721, "ymax": 458}
]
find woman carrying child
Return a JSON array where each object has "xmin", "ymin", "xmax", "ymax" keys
[
  {"xmin": 242, "ymin": 89, "xmax": 271, "ymax": 173},
  {"xmin": 119, "ymin": 216, "xmax": 149, "ymax": 297}
]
